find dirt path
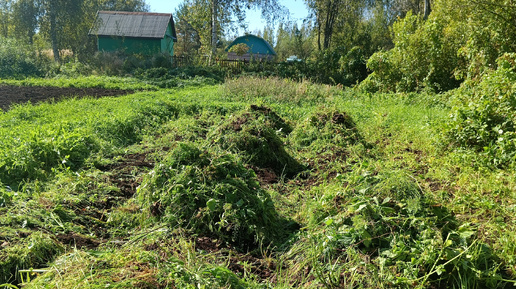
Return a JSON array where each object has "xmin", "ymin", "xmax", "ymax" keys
[{"xmin": 0, "ymin": 85, "xmax": 133, "ymax": 111}]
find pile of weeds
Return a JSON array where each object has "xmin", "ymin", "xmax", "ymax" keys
[
  {"xmin": 137, "ymin": 142, "xmax": 294, "ymax": 251},
  {"xmin": 280, "ymin": 171, "xmax": 508, "ymax": 288},
  {"xmin": 0, "ymin": 232, "xmax": 63, "ymax": 284},
  {"xmin": 24, "ymin": 228, "xmax": 261, "ymax": 289},
  {"xmin": 289, "ymin": 106, "xmax": 366, "ymax": 177},
  {"xmin": 0, "ymin": 148, "xmax": 154, "ymax": 285},
  {"xmin": 208, "ymin": 105, "xmax": 303, "ymax": 178},
  {"xmin": 291, "ymin": 106, "xmax": 363, "ymax": 149}
]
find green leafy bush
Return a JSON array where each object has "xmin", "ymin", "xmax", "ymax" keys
[
  {"xmin": 359, "ymin": 12, "xmax": 463, "ymax": 93},
  {"xmin": 444, "ymin": 53, "xmax": 516, "ymax": 167},
  {"xmin": 137, "ymin": 143, "xmax": 283, "ymax": 250},
  {"xmin": 0, "ymin": 38, "xmax": 50, "ymax": 79}
]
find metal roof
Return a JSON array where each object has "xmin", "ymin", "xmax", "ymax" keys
[{"xmin": 90, "ymin": 11, "xmax": 176, "ymax": 39}]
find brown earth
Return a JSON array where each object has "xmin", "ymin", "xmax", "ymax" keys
[{"xmin": 0, "ymin": 85, "xmax": 134, "ymax": 111}]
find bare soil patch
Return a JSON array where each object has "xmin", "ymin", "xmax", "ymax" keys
[{"xmin": 0, "ymin": 85, "xmax": 134, "ymax": 111}]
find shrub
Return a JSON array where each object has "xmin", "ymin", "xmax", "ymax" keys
[
  {"xmin": 444, "ymin": 53, "xmax": 516, "ymax": 167},
  {"xmin": 137, "ymin": 143, "xmax": 283, "ymax": 250},
  {"xmin": 359, "ymin": 12, "xmax": 463, "ymax": 93},
  {"xmin": 0, "ymin": 38, "xmax": 49, "ymax": 79}
]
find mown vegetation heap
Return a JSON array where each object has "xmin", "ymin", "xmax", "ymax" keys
[{"xmin": 0, "ymin": 73, "xmax": 514, "ymax": 288}]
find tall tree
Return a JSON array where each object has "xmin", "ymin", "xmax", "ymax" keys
[
  {"xmin": 306, "ymin": 0, "xmax": 369, "ymax": 50},
  {"xmin": 35, "ymin": 0, "xmax": 148, "ymax": 61},
  {"xmin": 12, "ymin": 0, "xmax": 41, "ymax": 44},
  {"xmin": 101, "ymin": 0, "xmax": 149, "ymax": 11},
  {"xmin": 423, "ymin": 0, "xmax": 431, "ymax": 19},
  {"xmin": 175, "ymin": 0, "xmax": 215, "ymax": 55},
  {"xmin": 0, "ymin": 0, "xmax": 13, "ymax": 38},
  {"xmin": 175, "ymin": 16, "xmax": 201, "ymax": 56},
  {"xmin": 274, "ymin": 21, "xmax": 314, "ymax": 60}
]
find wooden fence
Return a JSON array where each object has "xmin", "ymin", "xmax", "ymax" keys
[{"xmin": 172, "ymin": 56, "xmax": 267, "ymax": 71}]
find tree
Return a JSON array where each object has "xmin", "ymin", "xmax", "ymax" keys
[
  {"xmin": 100, "ymin": 0, "xmax": 149, "ymax": 11},
  {"xmin": 273, "ymin": 21, "xmax": 315, "ymax": 60},
  {"xmin": 208, "ymin": 0, "xmax": 286, "ymax": 59},
  {"xmin": 12, "ymin": 0, "xmax": 41, "ymax": 44},
  {"xmin": 175, "ymin": 0, "xmax": 215, "ymax": 56},
  {"xmin": 35, "ymin": 0, "xmax": 148, "ymax": 61},
  {"xmin": 306, "ymin": 0, "xmax": 373, "ymax": 50},
  {"xmin": 423, "ymin": 0, "xmax": 431, "ymax": 19},
  {"xmin": 175, "ymin": 17, "xmax": 201, "ymax": 56},
  {"xmin": 0, "ymin": 0, "xmax": 13, "ymax": 38}
]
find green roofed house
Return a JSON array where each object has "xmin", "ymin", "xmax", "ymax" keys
[
  {"xmin": 226, "ymin": 34, "xmax": 276, "ymax": 61},
  {"xmin": 89, "ymin": 11, "xmax": 177, "ymax": 56}
]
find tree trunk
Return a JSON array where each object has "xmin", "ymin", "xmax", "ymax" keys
[
  {"xmin": 423, "ymin": 0, "xmax": 431, "ymax": 20},
  {"xmin": 49, "ymin": 0, "xmax": 60, "ymax": 62},
  {"xmin": 210, "ymin": 0, "xmax": 218, "ymax": 63},
  {"xmin": 317, "ymin": 14, "xmax": 322, "ymax": 51},
  {"xmin": 322, "ymin": 0, "xmax": 338, "ymax": 50}
]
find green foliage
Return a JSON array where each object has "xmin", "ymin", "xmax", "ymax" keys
[
  {"xmin": 138, "ymin": 143, "xmax": 283, "ymax": 250},
  {"xmin": 444, "ymin": 53, "xmax": 516, "ymax": 168},
  {"xmin": 223, "ymin": 76, "xmax": 342, "ymax": 106},
  {"xmin": 0, "ymin": 76, "xmax": 515, "ymax": 288},
  {"xmin": 0, "ymin": 186, "xmax": 12, "ymax": 208},
  {"xmin": 0, "ymin": 75, "xmax": 158, "ymax": 90},
  {"xmin": 0, "ymin": 125, "xmax": 97, "ymax": 184},
  {"xmin": 134, "ymin": 66, "xmax": 225, "ymax": 88},
  {"xmin": 361, "ymin": 12, "xmax": 463, "ymax": 93},
  {"xmin": 228, "ymin": 43, "xmax": 250, "ymax": 56},
  {"xmin": 0, "ymin": 38, "xmax": 49, "ymax": 79},
  {"xmin": 0, "ymin": 86, "xmax": 179, "ymax": 188}
]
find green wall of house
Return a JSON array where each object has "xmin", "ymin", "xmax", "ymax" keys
[
  {"xmin": 97, "ymin": 23, "xmax": 175, "ymax": 56},
  {"xmin": 160, "ymin": 24, "xmax": 174, "ymax": 55}
]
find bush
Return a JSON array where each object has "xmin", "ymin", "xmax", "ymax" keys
[
  {"xmin": 137, "ymin": 143, "xmax": 283, "ymax": 250},
  {"xmin": 444, "ymin": 53, "xmax": 516, "ymax": 167},
  {"xmin": 359, "ymin": 12, "xmax": 463, "ymax": 93},
  {"xmin": 0, "ymin": 38, "xmax": 50, "ymax": 79}
]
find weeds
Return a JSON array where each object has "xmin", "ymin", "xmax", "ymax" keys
[
  {"xmin": 0, "ymin": 76, "xmax": 515, "ymax": 288},
  {"xmin": 137, "ymin": 142, "xmax": 291, "ymax": 251}
]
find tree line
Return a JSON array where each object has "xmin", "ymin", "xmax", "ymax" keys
[
  {"xmin": 1, "ymin": 0, "xmax": 515, "ymax": 93},
  {"xmin": 0, "ymin": 0, "xmax": 148, "ymax": 61}
]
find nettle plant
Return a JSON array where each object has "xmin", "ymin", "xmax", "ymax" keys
[{"xmin": 445, "ymin": 53, "xmax": 516, "ymax": 167}]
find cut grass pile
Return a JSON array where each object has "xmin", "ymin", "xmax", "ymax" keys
[{"xmin": 0, "ymin": 76, "xmax": 515, "ymax": 288}]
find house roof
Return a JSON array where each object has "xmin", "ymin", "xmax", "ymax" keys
[
  {"xmin": 90, "ymin": 11, "xmax": 177, "ymax": 40},
  {"xmin": 226, "ymin": 34, "xmax": 276, "ymax": 55}
]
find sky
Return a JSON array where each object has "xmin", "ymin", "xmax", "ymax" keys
[{"xmin": 145, "ymin": 0, "xmax": 309, "ymax": 35}]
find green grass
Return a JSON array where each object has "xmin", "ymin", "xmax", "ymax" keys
[
  {"xmin": 0, "ymin": 75, "xmax": 515, "ymax": 288},
  {"xmin": 0, "ymin": 75, "xmax": 159, "ymax": 90}
]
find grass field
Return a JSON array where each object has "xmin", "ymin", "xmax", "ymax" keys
[{"xmin": 1, "ymin": 76, "xmax": 515, "ymax": 288}]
